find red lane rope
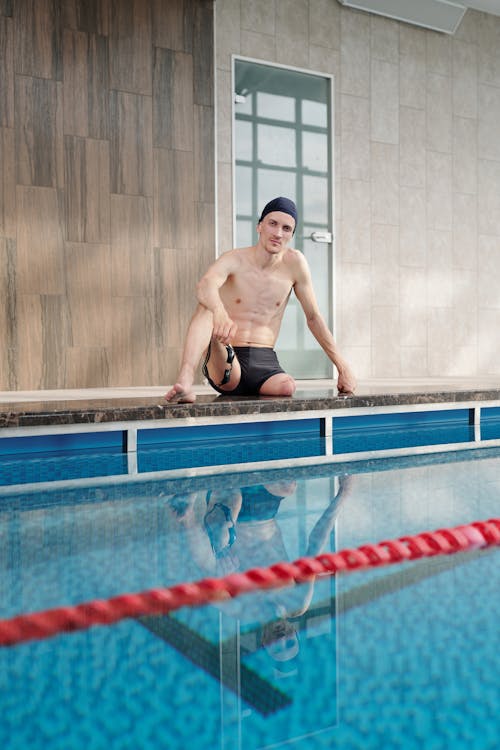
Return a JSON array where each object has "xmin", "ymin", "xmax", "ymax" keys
[{"xmin": 1, "ymin": 517, "xmax": 499, "ymax": 648}]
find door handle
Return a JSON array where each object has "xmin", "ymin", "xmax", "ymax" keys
[{"xmin": 310, "ymin": 231, "xmax": 333, "ymax": 243}]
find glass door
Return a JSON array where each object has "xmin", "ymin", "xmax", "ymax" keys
[{"xmin": 233, "ymin": 58, "xmax": 334, "ymax": 378}]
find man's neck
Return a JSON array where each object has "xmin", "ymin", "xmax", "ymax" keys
[{"xmin": 253, "ymin": 241, "xmax": 284, "ymax": 268}]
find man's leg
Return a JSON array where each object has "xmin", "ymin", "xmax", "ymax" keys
[
  {"xmin": 165, "ymin": 304, "xmax": 240, "ymax": 402},
  {"xmin": 165, "ymin": 304, "xmax": 213, "ymax": 403},
  {"xmin": 203, "ymin": 339, "xmax": 241, "ymax": 393},
  {"xmin": 258, "ymin": 372, "xmax": 296, "ymax": 397}
]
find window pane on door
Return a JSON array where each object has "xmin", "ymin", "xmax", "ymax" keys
[
  {"xmin": 302, "ymin": 99, "xmax": 328, "ymax": 128},
  {"xmin": 236, "ymin": 165, "xmax": 253, "ymax": 215},
  {"xmin": 257, "ymin": 92, "xmax": 295, "ymax": 121},
  {"xmin": 303, "ymin": 175, "xmax": 328, "ymax": 225},
  {"xmin": 258, "ymin": 124, "xmax": 296, "ymax": 168},
  {"xmin": 302, "ymin": 131, "xmax": 328, "ymax": 172},
  {"xmin": 235, "ymin": 120, "xmax": 253, "ymax": 161}
]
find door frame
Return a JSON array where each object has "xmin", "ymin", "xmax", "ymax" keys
[{"xmin": 230, "ymin": 55, "xmax": 337, "ymax": 376}]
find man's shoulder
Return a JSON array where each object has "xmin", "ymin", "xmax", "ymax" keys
[
  {"xmin": 219, "ymin": 246, "xmax": 253, "ymax": 261},
  {"xmin": 284, "ymin": 247, "xmax": 303, "ymax": 260},
  {"xmin": 215, "ymin": 246, "xmax": 248, "ymax": 267},
  {"xmin": 283, "ymin": 247, "xmax": 308, "ymax": 269}
]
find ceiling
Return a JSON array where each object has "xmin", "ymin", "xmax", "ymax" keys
[
  {"xmin": 337, "ymin": 0, "xmax": 500, "ymax": 35},
  {"xmin": 462, "ymin": 0, "xmax": 500, "ymax": 15}
]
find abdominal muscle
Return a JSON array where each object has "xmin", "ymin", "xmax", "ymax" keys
[
  {"xmin": 230, "ymin": 317, "xmax": 280, "ymax": 348},
  {"xmin": 226, "ymin": 302, "xmax": 287, "ymax": 347}
]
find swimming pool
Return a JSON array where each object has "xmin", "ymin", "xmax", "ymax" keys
[{"xmin": 0, "ymin": 443, "xmax": 499, "ymax": 750}]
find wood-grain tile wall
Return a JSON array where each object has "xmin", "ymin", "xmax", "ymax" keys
[{"xmin": 0, "ymin": 0, "xmax": 215, "ymax": 389}]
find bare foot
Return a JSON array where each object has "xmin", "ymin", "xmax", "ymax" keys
[{"xmin": 164, "ymin": 382, "xmax": 197, "ymax": 403}]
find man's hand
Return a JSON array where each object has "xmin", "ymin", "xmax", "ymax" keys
[
  {"xmin": 213, "ymin": 308, "xmax": 238, "ymax": 344},
  {"xmin": 336, "ymin": 364, "xmax": 357, "ymax": 395}
]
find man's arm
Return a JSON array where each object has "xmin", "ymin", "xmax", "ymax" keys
[
  {"xmin": 292, "ymin": 253, "xmax": 357, "ymax": 393},
  {"xmin": 196, "ymin": 251, "xmax": 240, "ymax": 343}
]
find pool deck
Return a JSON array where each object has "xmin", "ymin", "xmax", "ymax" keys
[
  {"xmin": 1, "ymin": 377, "xmax": 499, "ymax": 427},
  {"xmin": 1, "ymin": 378, "xmax": 500, "ymax": 488}
]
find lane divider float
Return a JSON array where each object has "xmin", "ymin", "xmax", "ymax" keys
[{"xmin": 1, "ymin": 517, "xmax": 499, "ymax": 648}]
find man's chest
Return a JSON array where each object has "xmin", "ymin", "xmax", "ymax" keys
[{"xmin": 224, "ymin": 269, "xmax": 293, "ymax": 309}]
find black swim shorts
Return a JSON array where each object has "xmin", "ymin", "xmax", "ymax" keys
[
  {"xmin": 238, "ymin": 485, "xmax": 285, "ymax": 521},
  {"xmin": 205, "ymin": 346, "xmax": 286, "ymax": 396}
]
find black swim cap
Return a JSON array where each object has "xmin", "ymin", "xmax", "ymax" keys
[{"xmin": 259, "ymin": 196, "xmax": 297, "ymax": 227}]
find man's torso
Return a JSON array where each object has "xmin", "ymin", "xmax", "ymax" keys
[{"xmin": 219, "ymin": 247, "xmax": 298, "ymax": 347}]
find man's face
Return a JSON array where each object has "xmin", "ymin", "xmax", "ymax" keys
[{"xmin": 257, "ymin": 211, "xmax": 295, "ymax": 253}]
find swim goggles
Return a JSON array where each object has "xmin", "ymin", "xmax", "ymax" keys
[
  {"xmin": 204, "ymin": 500, "xmax": 237, "ymax": 556},
  {"xmin": 219, "ymin": 344, "xmax": 235, "ymax": 386}
]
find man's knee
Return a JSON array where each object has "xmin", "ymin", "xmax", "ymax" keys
[
  {"xmin": 258, "ymin": 373, "xmax": 296, "ymax": 397},
  {"xmin": 193, "ymin": 303, "xmax": 212, "ymax": 321},
  {"xmin": 260, "ymin": 373, "xmax": 296, "ymax": 396},
  {"xmin": 276, "ymin": 375, "xmax": 296, "ymax": 397}
]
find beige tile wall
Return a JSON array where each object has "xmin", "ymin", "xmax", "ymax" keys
[
  {"xmin": 0, "ymin": 0, "xmax": 215, "ymax": 390},
  {"xmin": 215, "ymin": 1, "xmax": 500, "ymax": 380}
]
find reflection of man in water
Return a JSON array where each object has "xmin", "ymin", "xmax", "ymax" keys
[{"xmin": 200, "ymin": 475, "xmax": 355, "ymax": 666}]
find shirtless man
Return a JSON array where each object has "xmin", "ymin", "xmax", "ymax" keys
[{"xmin": 165, "ymin": 196, "xmax": 356, "ymax": 403}]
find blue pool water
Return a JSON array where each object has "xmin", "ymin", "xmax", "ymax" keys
[{"xmin": 0, "ymin": 446, "xmax": 499, "ymax": 749}]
